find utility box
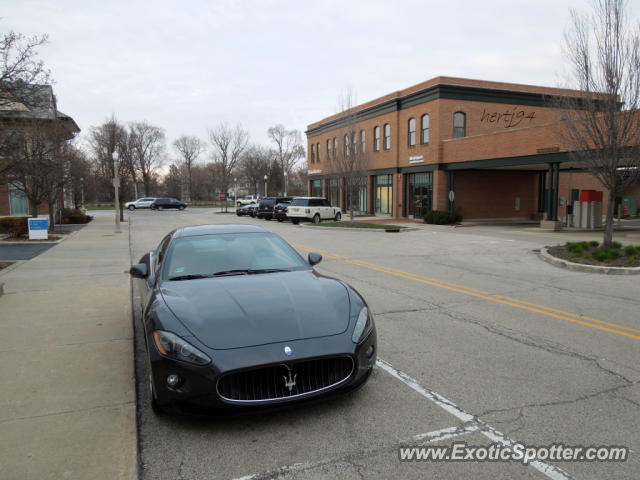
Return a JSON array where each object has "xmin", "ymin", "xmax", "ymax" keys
[
  {"xmin": 622, "ymin": 196, "xmax": 638, "ymax": 216},
  {"xmin": 28, "ymin": 218, "xmax": 49, "ymax": 240}
]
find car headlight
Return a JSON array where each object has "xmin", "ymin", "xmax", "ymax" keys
[
  {"xmin": 152, "ymin": 330, "xmax": 211, "ymax": 365},
  {"xmin": 352, "ymin": 306, "xmax": 373, "ymax": 343}
]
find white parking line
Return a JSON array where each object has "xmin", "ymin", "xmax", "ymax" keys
[{"xmin": 376, "ymin": 358, "xmax": 573, "ymax": 480}]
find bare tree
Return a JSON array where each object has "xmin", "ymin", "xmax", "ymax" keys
[
  {"xmin": 0, "ymin": 26, "xmax": 51, "ymax": 110},
  {"xmin": 329, "ymin": 89, "xmax": 371, "ymax": 222},
  {"xmin": 238, "ymin": 144, "xmax": 272, "ymax": 196},
  {"xmin": 173, "ymin": 135, "xmax": 202, "ymax": 201},
  {"xmin": 559, "ymin": 0, "xmax": 640, "ymax": 247},
  {"xmin": 129, "ymin": 121, "xmax": 166, "ymax": 196},
  {"xmin": 267, "ymin": 124, "xmax": 305, "ymax": 193},
  {"xmin": 3, "ymin": 120, "xmax": 68, "ymax": 226},
  {"xmin": 208, "ymin": 122, "xmax": 249, "ymax": 211}
]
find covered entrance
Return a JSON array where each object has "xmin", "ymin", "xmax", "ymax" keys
[{"xmin": 407, "ymin": 172, "xmax": 433, "ymax": 219}]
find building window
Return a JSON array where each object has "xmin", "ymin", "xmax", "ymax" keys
[
  {"xmin": 375, "ymin": 174, "xmax": 393, "ymax": 214},
  {"xmin": 373, "ymin": 126, "xmax": 380, "ymax": 152},
  {"xmin": 453, "ymin": 111, "xmax": 466, "ymax": 138},
  {"xmin": 316, "ymin": 142, "xmax": 320, "ymax": 162},
  {"xmin": 352, "ymin": 132, "xmax": 357, "ymax": 154},
  {"xmin": 421, "ymin": 114, "xmax": 430, "ymax": 144},
  {"xmin": 360, "ymin": 130, "xmax": 365, "ymax": 153},
  {"xmin": 408, "ymin": 117, "xmax": 416, "ymax": 146},
  {"xmin": 333, "ymin": 137, "xmax": 338, "ymax": 159},
  {"xmin": 326, "ymin": 139, "xmax": 331, "ymax": 161},
  {"xmin": 310, "ymin": 144, "xmax": 315, "ymax": 163},
  {"xmin": 310, "ymin": 179, "xmax": 322, "ymax": 197},
  {"xmin": 343, "ymin": 134, "xmax": 349, "ymax": 156},
  {"xmin": 383, "ymin": 123, "xmax": 391, "ymax": 150}
]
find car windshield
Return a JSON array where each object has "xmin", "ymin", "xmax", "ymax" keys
[{"xmin": 164, "ymin": 232, "xmax": 309, "ymax": 280}]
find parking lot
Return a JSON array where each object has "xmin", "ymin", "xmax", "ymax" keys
[{"xmin": 129, "ymin": 208, "xmax": 640, "ymax": 479}]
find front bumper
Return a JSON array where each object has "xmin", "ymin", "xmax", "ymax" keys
[{"xmin": 148, "ymin": 328, "xmax": 376, "ymax": 414}]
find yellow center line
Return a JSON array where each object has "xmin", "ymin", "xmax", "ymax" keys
[{"xmin": 291, "ymin": 242, "xmax": 640, "ymax": 341}]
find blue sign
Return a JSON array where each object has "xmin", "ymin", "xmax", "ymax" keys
[{"xmin": 28, "ymin": 218, "xmax": 49, "ymax": 230}]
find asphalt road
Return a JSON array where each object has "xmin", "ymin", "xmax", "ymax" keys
[{"xmin": 128, "ymin": 208, "xmax": 640, "ymax": 480}]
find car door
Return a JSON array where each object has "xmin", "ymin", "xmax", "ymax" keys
[
  {"xmin": 321, "ymin": 198, "xmax": 333, "ymax": 219},
  {"xmin": 139, "ymin": 198, "xmax": 154, "ymax": 208}
]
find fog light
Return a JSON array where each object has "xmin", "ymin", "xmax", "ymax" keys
[
  {"xmin": 365, "ymin": 345, "xmax": 375, "ymax": 358},
  {"xmin": 166, "ymin": 374, "xmax": 181, "ymax": 387}
]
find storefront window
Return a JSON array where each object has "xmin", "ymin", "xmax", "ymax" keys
[
  {"xmin": 375, "ymin": 174, "xmax": 393, "ymax": 214},
  {"xmin": 310, "ymin": 179, "xmax": 322, "ymax": 197},
  {"xmin": 408, "ymin": 172, "xmax": 433, "ymax": 219},
  {"xmin": 9, "ymin": 181, "xmax": 28, "ymax": 215},
  {"xmin": 329, "ymin": 178, "xmax": 339, "ymax": 207}
]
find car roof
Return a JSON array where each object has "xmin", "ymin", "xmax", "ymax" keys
[{"xmin": 173, "ymin": 224, "xmax": 270, "ymax": 238}]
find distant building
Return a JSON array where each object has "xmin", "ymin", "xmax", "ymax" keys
[
  {"xmin": 0, "ymin": 85, "xmax": 80, "ymax": 216},
  {"xmin": 305, "ymin": 76, "xmax": 639, "ymax": 221}
]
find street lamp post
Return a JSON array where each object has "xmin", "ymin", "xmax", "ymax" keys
[
  {"xmin": 284, "ymin": 172, "xmax": 288, "ymax": 196},
  {"xmin": 113, "ymin": 152, "xmax": 121, "ymax": 233},
  {"xmin": 234, "ymin": 177, "xmax": 237, "ymax": 206},
  {"xmin": 80, "ymin": 177, "xmax": 85, "ymax": 211},
  {"xmin": 264, "ymin": 174, "xmax": 268, "ymax": 197}
]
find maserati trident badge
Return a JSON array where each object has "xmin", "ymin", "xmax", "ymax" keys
[
  {"xmin": 283, "ymin": 370, "xmax": 297, "ymax": 392},
  {"xmin": 284, "ymin": 346, "xmax": 292, "ymax": 356}
]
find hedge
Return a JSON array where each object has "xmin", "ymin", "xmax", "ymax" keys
[
  {"xmin": 0, "ymin": 217, "xmax": 29, "ymax": 237},
  {"xmin": 424, "ymin": 210, "xmax": 463, "ymax": 225}
]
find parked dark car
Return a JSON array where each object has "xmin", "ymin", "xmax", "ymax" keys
[
  {"xmin": 236, "ymin": 202, "xmax": 258, "ymax": 216},
  {"xmin": 257, "ymin": 196, "xmax": 292, "ymax": 220},
  {"xmin": 273, "ymin": 201, "xmax": 292, "ymax": 222},
  {"xmin": 151, "ymin": 198, "xmax": 187, "ymax": 210},
  {"xmin": 129, "ymin": 224, "xmax": 377, "ymax": 415}
]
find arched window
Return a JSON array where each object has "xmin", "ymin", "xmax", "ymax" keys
[
  {"xmin": 373, "ymin": 126, "xmax": 380, "ymax": 152},
  {"xmin": 333, "ymin": 137, "xmax": 338, "ymax": 158},
  {"xmin": 316, "ymin": 142, "xmax": 320, "ymax": 162},
  {"xmin": 326, "ymin": 139, "xmax": 331, "ymax": 160},
  {"xmin": 310, "ymin": 144, "xmax": 315, "ymax": 163},
  {"xmin": 408, "ymin": 117, "xmax": 416, "ymax": 146},
  {"xmin": 383, "ymin": 123, "xmax": 391, "ymax": 150},
  {"xmin": 352, "ymin": 132, "xmax": 357, "ymax": 154},
  {"xmin": 453, "ymin": 112, "xmax": 466, "ymax": 138},
  {"xmin": 421, "ymin": 114, "xmax": 430, "ymax": 144},
  {"xmin": 360, "ymin": 130, "xmax": 366, "ymax": 153},
  {"xmin": 344, "ymin": 134, "xmax": 349, "ymax": 156}
]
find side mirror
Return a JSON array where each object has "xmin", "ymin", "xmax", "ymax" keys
[
  {"xmin": 129, "ymin": 263, "xmax": 148, "ymax": 278},
  {"xmin": 308, "ymin": 252, "xmax": 323, "ymax": 266}
]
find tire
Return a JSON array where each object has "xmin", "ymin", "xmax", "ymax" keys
[
  {"xmin": 151, "ymin": 205, "xmax": 156, "ymax": 210},
  {"xmin": 237, "ymin": 212, "xmax": 242, "ymax": 216},
  {"xmin": 158, "ymin": 206, "xmax": 164, "ymax": 211},
  {"xmin": 128, "ymin": 205, "xmax": 135, "ymax": 211},
  {"xmin": 237, "ymin": 202, "xmax": 242, "ymax": 207},
  {"xmin": 312, "ymin": 213, "xmax": 320, "ymax": 224},
  {"xmin": 334, "ymin": 212, "xmax": 341, "ymax": 222},
  {"xmin": 178, "ymin": 205, "xmax": 185, "ymax": 211},
  {"xmin": 277, "ymin": 217, "xmax": 284, "ymax": 222},
  {"xmin": 291, "ymin": 218, "xmax": 300, "ymax": 225}
]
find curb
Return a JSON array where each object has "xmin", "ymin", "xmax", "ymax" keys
[
  {"xmin": 538, "ymin": 248, "xmax": 640, "ymax": 275},
  {"xmin": 301, "ymin": 224, "xmax": 418, "ymax": 233}
]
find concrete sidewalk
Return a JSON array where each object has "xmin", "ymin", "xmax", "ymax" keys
[{"xmin": 0, "ymin": 212, "xmax": 137, "ymax": 480}]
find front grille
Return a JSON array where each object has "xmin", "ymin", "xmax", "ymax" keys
[{"xmin": 217, "ymin": 356, "xmax": 354, "ymax": 403}]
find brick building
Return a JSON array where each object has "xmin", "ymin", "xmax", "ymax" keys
[
  {"xmin": 305, "ymin": 76, "xmax": 639, "ymax": 221},
  {"xmin": 0, "ymin": 85, "xmax": 80, "ymax": 217}
]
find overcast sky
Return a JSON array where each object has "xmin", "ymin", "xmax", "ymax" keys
[{"xmin": 2, "ymin": 0, "xmax": 599, "ymax": 159}]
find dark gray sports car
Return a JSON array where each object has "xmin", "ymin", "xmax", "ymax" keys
[{"xmin": 130, "ymin": 224, "xmax": 377, "ymax": 414}]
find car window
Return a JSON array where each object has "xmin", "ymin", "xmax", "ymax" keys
[
  {"xmin": 165, "ymin": 233, "xmax": 309, "ymax": 279},
  {"xmin": 310, "ymin": 199, "xmax": 321, "ymax": 207},
  {"xmin": 291, "ymin": 198, "xmax": 309, "ymax": 207},
  {"xmin": 322, "ymin": 199, "xmax": 331, "ymax": 207},
  {"xmin": 153, "ymin": 234, "xmax": 172, "ymax": 274}
]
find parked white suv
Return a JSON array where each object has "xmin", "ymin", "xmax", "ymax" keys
[
  {"xmin": 287, "ymin": 197, "xmax": 341, "ymax": 224},
  {"xmin": 125, "ymin": 197, "xmax": 156, "ymax": 210},
  {"xmin": 237, "ymin": 194, "xmax": 261, "ymax": 206}
]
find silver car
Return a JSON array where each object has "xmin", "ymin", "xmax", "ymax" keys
[{"xmin": 125, "ymin": 197, "xmax": 157, "ymax": 210}]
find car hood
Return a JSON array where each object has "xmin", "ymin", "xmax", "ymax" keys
[{"xmin": 159, "ymin": 270, "xmax": 350, "ymax": 349}]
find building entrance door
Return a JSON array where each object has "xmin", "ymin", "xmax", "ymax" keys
[{"xmin": 408, "ymin": 172, "xmax": 432, "ymax": 219}]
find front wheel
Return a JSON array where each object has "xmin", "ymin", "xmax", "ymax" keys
[
  {"xmin": 128, "ymin": 205, "xmax": 135, "ymax": 211},
  {"xmin": 178, "ymin": 205, "xmax": 185, "ymax": 211},
  {"xmin": 334, "ymin": 212, "xmax": 342, "ymax": 222},
  {"xmin": 158, "ymin": 206, "xmax": 164, "ymax": 211},
  {"xmin": 312, "ymin": 213, "xmax": 320, "ymax": 224},
  {"xmin": 291, "ymin": 218, "xmax": 300, "ymax": 225}
]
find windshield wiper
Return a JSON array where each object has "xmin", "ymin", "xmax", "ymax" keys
[
  {"xmin": 247, "ymin": 268, "xmax": 290, "ymax": 274},
  {"xmin": 169, "ymin": 273, "xmax": 217, "ymax": 281}
]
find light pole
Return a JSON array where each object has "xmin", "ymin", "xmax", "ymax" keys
[
  {"xmin": 284, "ymin": 171, "xmax": 288, "ymax": 196},
  {"xmin": 234, "ymin": 177, "xmax": 237, "ymax": 206},
  {"xmin": 264, "ymin": 174, "xmax": 268, "ymax": 197},
  {"xmin": 80, "ymin": 177, "xmax": 85, "ymax": 211},
  {"xmin": 113, "ymin": 152, "xmax": 121, "ymax": 233}
]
